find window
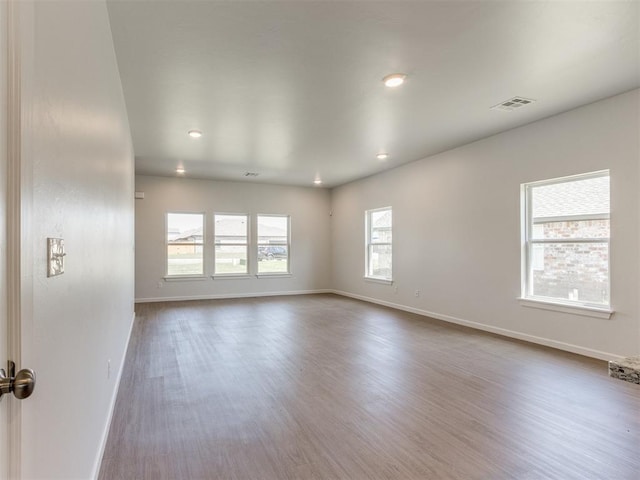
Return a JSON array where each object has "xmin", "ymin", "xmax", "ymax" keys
[
  {"xmin": 365, "ymin": 207, "xmax": 392, "ymax": 281},
  {"xmin": 166, "ymin": 212, "xmax": 204, "ymax": 276},
  {"xmin": 214, "ymin": 214, "xmax": 249, "ymax": 275},
  {"xmin": 522, "ymin": 171, "xmax": 610, "ymax": 308},
  {"xmin": 257, "ymin": 215, "xmax": 290, "ymax": 274}
]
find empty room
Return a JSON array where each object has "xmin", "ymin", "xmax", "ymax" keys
[{"xmin": 0, "ymin": 1, "xmax": 639, "ymax": 479}]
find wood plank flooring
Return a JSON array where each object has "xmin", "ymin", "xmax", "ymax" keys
[{"xmin": 99, "ymin": 294, "xmax": 640, "ymax": 479}]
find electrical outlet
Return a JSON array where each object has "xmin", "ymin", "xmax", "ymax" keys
[
  {"xmin": 157, "ymin": 281, "xmax": 163, "ymax": 289},
  {"xmin": 107, "ymin": 359, "xmax": 111, "ymax": 379},
  {"xmin": 414, "ymin": 290, "xmax": 421, "ymax": 297},
  {"xmin": 394, "ymin": 285, "xmax": 398, "ymax": 294}
]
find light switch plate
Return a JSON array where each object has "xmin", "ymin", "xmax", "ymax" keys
[{"xmin": 47, "ymin": 238, "xmax": 65, "ymax": 277}]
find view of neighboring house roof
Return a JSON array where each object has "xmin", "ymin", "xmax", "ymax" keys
[
  {"xmin": 214, "ymin": 217, "xmax": 246, "ymax": 237},
  {"xmin": 259, "ymin": 225, "xmax": 287, "ymax": 238},
  {"xmin": 169, "ymin": 219, "xmax": 288, "ymax": 242},
  {"xmin": 532, "ymin": 175, "xmax": 609, "ymax": 219},
  {"xmin": 214, "ymin": 218, "xmax": 287, "ymax": 238},
  {"xmin": 371, "ymin": 210, "xmax": 392, "ymax": 229},
  {"xmin": 168, "ymin": 227, "xmax": 203, "ymax": 242}
]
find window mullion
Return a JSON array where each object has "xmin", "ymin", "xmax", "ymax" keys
[{"xmin": 530, "ymin": 237, "xmax": 610, "ymax": 245}]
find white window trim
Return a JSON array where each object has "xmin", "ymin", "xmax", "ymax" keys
[
  {"xmin": 256, "ymin": 273, "xmax": 293, "ymax": 279},
  {"xmin": 164, "ymin": 275, "xmax": 208, "ymax": 282},
  {"xmin": 211, "ymin": 274, "xmax": 252, "ymax": 280},
  {"xmin": 365, "ymin": 206, "xmax": 393, "ymax": 282},
  {"xmin": 166, "ymin": 211, "xmax": 206, "ymax": 277},
  {"xmin": 256, "ymin": 214, "xmax": 291, "ymax": 275},
  {"xmin": 518, "ymin": 297, "xmax": 613, "ymax": 319},
  {"xmin": 364, "ymin": 277, "xmax": 394, "ymax": 285},
  {"xmin": 520, "ymin": 170, "xmax": 611, "ymax": 314},
  {"xmin": 213, "ymin": 213, "xmax": 250, "ymax": 276}
]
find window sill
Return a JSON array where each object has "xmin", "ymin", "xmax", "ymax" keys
[
  {"xmin": 364, "ymin": 276, "xmax": 393, "ymax": 285},
  {"xmin": 256, "ymin": 273, "xmax": 292, "ymax": 278},
  {"xmin": 163, "ymin": 275, "xmax": 208, "ymax": 282},
  {"xmin": 518, "ymin": 297, "xmax": 613, "ymax": 319},
  {"xmin": 211, "ymin": 274, "xmax": 251, "ymax": 280}
]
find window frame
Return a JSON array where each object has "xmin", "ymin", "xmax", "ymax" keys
[
  {"xmin": 256, "ymin": 214, "xmax": 291, "ymax": 276},
  {"xmin": 520, "ymin": 170, "xmax": 612, "ymax": 316},
  {"xmin": 213, "ymin": 212, "xmax": 250, "ymax": 277},
  {"xmin": 165, "ymin": 211, "xmax": 206, "ymax": 278},
  {"xmin": 365, "ymin": 206, "xmax": 393, "ymax": 283}
]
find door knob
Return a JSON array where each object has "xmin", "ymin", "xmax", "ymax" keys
[{"xmin": 0, "ymin": 361, "xmax": 36, "ymax": 400}]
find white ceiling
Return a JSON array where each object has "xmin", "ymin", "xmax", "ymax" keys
[{"xmin": 107, "ymin": 1, "xmax": 639, "ymax": 188}]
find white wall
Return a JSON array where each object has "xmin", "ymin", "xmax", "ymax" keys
[
  {"xmin": 20, "ymin": 1, "xmax": 135, "ymax": 479},
  {"xmin": 135, "ymin": 175, "xmax": 332, "ymax": 301},
  {"xmin": 331, "ymin": 89, "xmax": 640, "ymax": 360}
]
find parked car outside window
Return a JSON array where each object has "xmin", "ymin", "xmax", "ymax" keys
[{"xmin": 258, "ymin": 246, "xmax": 287, "ymax": 261}]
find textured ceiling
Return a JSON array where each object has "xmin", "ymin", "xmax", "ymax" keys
[{"xmin": 107, "ymin": 1, "xmax": 640, "ymax": 188}]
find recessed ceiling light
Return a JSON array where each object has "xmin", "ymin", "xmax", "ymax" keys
[
  {"xmin": 188, "ymin": 130, "xmax": 202, "ymax": 138},
  {"xmin": 376, "ymin": 152, "xmax": 389, "ymax": 160},
  {"xmin": 314, "ymin": 179, "xmax": 322, "ymax": 185},
  {"xmin": 382, "ymin": 73, "xmax": 407, "ymax": 88},
  {"xmin": 176, "ymin": 167, "xmax": 185, "ymax": 174}
]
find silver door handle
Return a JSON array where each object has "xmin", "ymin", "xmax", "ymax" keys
[{"xmin": 0, "ymin": 361, "xmax": 36, "ymax": 400}]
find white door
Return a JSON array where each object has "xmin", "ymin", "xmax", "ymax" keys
[
  {"xmin": 0, "ymin": 0, "xmax": 8, "ymax": 475},
  {"xmin": 1, "ymin": 1, "xmax": 32, "ymax": 478}
]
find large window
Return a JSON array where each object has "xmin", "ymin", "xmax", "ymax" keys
[
  {"xmin": 366, "ymin": 207, "xmax": 392, "ymax": 281},
  {"xmin": 214, "ymin": 214, "xmax": 249, "ymax": 275},
  {"xmin": 166, "ymin": 212, "xmax": 204, "ymax": 276},
  {"xmin": 522, "ymin": 171, "xmax": 610, "ymax": 308},
  {"xmin": 257, "ymin": 215, "xmax": 290, "ymax": 274}
]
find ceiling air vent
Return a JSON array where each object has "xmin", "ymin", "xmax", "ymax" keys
[
  {"xmin": 243, "ymin": 172, "xmax": 260, "ymax": 177},
  {"xmin": 491, "ymin": 96, "xmax": 536, "ymax": 112}
]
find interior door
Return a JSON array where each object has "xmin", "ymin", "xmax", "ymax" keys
[
  {"xmin": 0, "ymin": 1, "xmax": 10, "ymax": 478},
  {"xmin": 0, "ymin": 2, "xmax": 34, "ymax": 477}
]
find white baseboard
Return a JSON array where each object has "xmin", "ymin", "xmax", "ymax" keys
[
  {"xmin": 135, "ymin": 289, "xmax": 333, "ymax": 303},
  {"xmin": 92, "ymin": 311, "xmax": 136, "ymax": 480},
  {"xmin": 332, "ymin": 290, "xmax": 624, "ymax": 362}
]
